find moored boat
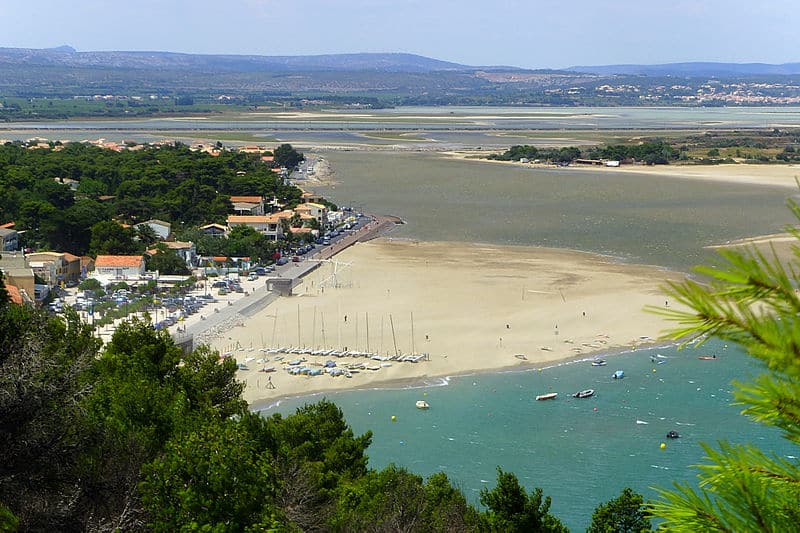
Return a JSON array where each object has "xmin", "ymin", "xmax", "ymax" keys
[
  {"xmin": 536, "ymin": 392, "xmax": 558, "ymax": 401},
  {"xmin": 612, "ymin": 370, "xmax": 625, "ymax": 379},
  {"xmin": 666, "ymin": 430, "xmax": 680, "ymax": 439},
  {"xmin": 591, "ymin": 359, "xmax": 607, "ymax": 366},
  {"xmin": 572, "ymin": 389, "xmax": 595, "ymax": 398},
  {"xmin": 698, "ymin": 355, "xmax": 717, "ymax": 360},
  {"xmin": 415, "ymin": 400, "xmax": 430, "ymax": 409}
]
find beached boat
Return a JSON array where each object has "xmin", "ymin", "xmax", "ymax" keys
[
  {"xmin": 416, "ymin": 400, "xmax": 430, "ymax": 409},
  {"xmin": 536, "ymin": 392, "xmax": 558, "ymax": 401},
  {"xmin": 514, "ymin": 354, "xmax": 528, "ymax": 360},
  {"xmin": 572, "ymin": 389, "xmax": 595, "ymax": 398},
  {"xmin": 591, "ymin": 359, "xmax": 607, "ymax": 366}
]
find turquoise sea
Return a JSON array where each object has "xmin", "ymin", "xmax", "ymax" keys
[{"xmin": 262, "ymin": 340, "xmax": 793, "ymax": 530}]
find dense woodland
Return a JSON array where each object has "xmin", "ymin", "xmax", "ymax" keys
[{"xmin": 0, "ymin": 142, "xmax": 310, "ymax": 262}]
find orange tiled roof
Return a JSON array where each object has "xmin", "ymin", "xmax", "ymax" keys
[
  {"xmin": 227, "ymin": 215, "xmax": 282, "ymax": 224},
  {"xmin": 62, "ymin": 252, "xmax": 81, "ymax": 262},
  {"xmin": 229, "ymin": 195, "xmax": 262, "ymax": 203},
  {"xmin": 0, "ymin": 221, "xmax": 15, "ymax": 229},
  {"xmin": 94, "ymin": 255, "xmax": 143, "ymax": 268},
  {"xmin": 6, "ymin": 284, "xmax": 23, "ymax": 305}
]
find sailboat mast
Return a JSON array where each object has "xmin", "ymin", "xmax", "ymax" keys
[
  {"xmin": 411, "ymin": 311, "xmax": 415, "ymax": 355},
  {"xmin": 390, "ymin": 314, "xmax": 398, "ymax": 356}
]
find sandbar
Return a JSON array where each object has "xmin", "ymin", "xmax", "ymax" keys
[{"xmin": 209, "ymin": 239, "xmax": 685, "ymax": 406}]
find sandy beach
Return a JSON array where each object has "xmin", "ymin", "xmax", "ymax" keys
[
  {"xmin": 441, "ymin": 151, "xmax": 800, "ymax": 189},
  {"xmin": 209, "ymin": 239, "xmax": 686, "ymax": 406}
]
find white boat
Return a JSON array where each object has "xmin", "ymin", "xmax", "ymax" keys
[
  {"xmin": 612, "ymin": 370, "xmax": 625, "ymax": 379},
  {"xmin": 591, "ymin": 359, "xmax": 607, "ymax": 366},
  {"xmin": 572, "ymin": 389, "xmax": 595, "ymax": 398},
  {"xmin": 415, "ymin": 400, "xmax": 430, "ymax": 409},
  {"xmin": 536, "ymin": 392, "xmax": 558, "ymax": 401}
]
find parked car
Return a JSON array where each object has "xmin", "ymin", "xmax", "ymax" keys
[{"xmin": 247, "ymin": 272, "xmax": 258, "ymax": 281}]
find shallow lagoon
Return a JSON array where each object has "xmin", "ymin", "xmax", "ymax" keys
[{"xmin": 315, "ymin": 151, "xmax": 794, "ymax": 270}]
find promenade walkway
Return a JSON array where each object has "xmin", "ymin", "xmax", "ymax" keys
[{"xmin": 180, "ymin": 214, "xmax": 402, "ymax": 348}]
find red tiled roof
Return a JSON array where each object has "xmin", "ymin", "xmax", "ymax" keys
[
  {"xmin": 94, "ymin": 255, "xmax": 143, "ymax": 268},
  {"xmin": 6, "ymin": 284, "xmax": 23, "ymax": 305},
  {"xmin": 229, "ymin": 196, "xmax": 262, "ymax": 203}
]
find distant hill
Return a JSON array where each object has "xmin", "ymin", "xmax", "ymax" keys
[
  {"xmin": 0, "ymin": 47, "xmax": 475, "ymax": 73},
  {"xmin": 1, "ymin": 47, "xmax": 799, "ymax": 113},
  {"xmin": 567, "ymin": 61, "xmax": 800, "ymax": 77}
]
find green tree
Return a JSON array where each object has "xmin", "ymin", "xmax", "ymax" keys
[
  {"xmin": 139, "ymin": 419, "xmax": 283, "ymax": 532},
  {"xmin": 145, "ymin": 244, "xmax": 190, "ymax": 275},
  {"xmin": 89, "ymin": 220, "xmax": 139, "ymax": 256},
  {"xmin": 587, "ymin": 487, "xmax": 651, "ymax": 533},
  {"xmin": 479, "ymin": 467, "xmax": 568, "ymax": 533},
  {"xmin": 0, "ymin": 307, "xmax": 101, "ymax": 529},
  {"xmin": 648, "ymin": 201, "xmax": 800, "ymax": 530},
  {"xmin": 273, "ymin": 143, "xmax": 304, "ymax": 169},
  {"xmin": 0, "ymin": 271, "xmax": 9, "ymax": 306}
]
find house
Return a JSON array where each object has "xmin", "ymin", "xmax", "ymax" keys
[
  {"xmin": 26, "ymin": 251, "xmax": 81, "ymax": 285},
  {"xmin": 0, "ymin": 228, "xmax": 18, "ymax": 251},
  {"xmin": 200, "ymin": 223, "xmax": 228, "ymax": 238},
  {"xmin": 93, "ymin": 255, "xmax": 146, "ymax": 280},
  {"xmin": 0, "ymin": 254, "xmax": 34, "ymax": 304},
  {"xmin": 226, "ymin": 214, "xmax": 286, "ymax": 241},
  {"xmin": 61, "ymin": 253, "xmax": 82, "ymax": 283},
  {"xmin": 229, "ymin": 195, "xmax": 265, "ymax": 216},
  {"xmin": 300, "ymin": 191, "xmax": 324, "ymax": 204},
  {"xmin": 238, "ymin": 145, "xmax": 265, "ymax": 154},
  {"xmin": 134, "ymin": 219, "xmax": 172, "ymax": 240},
  {"xmin": 147, "ymin": 241, "xmax": 197, "ymax": 268},
  {"xmin": 26, "ymin": 252, "xmax": 66, "ymax": 286},
  {"xmin": 293, "ymin": 202, "xmax": 328, "ymax": 226}
]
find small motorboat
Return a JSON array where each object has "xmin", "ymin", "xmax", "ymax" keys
[
  {"xmin": 415, "ymin": 400, "xmax": 430, "ymax": 410},
  {"xmin": 536, "ymin": 392, "xmax": 558, "ymax": 401},
  {"xmin": 698, "ymin": 355, "xmax": 717, "ymax": 360},
  {"xmin": 572, "ymin": 389, "xmax": 595, "ymax": 399},
  {"xmin": 591, "ymin": 359, "xmax": 607, "ymax": 366},
  {"xmin": 666, "ymin": 430, "xmax": 680, "ymax": 439},
  {"xmin": 612, "ymin": 370, "xmax": 625, "ymax": 379}
]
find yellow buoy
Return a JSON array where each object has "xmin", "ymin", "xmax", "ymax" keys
[
  {"xmin": 652, "ymin": 368, "xmax": 657, "ymax": 373},
  {"xmin": 391, "ymin": 415, "xmax": 397, "ymax": 422},
  {"xmin": 660, "ymin": 442, "xmax": 666, "ymax": 450}
]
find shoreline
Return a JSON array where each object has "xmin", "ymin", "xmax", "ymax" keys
[
  {"xmin": 438, "ymin": 151, "xmax": 800, "ymax": 189},
  {"xmin": 249, "ymin": 335, "xmax": 682, "ymax": 412},
  {"xmin": 210, "ymin": 239, "xmax": 687, "ymax": 407}
]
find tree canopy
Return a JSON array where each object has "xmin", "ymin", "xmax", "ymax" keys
[
  {"xmin": 648, "ymin": 200, "xmax": 800, "ymax": 530},
  {"xmin": 0, "ymin": 142, "xmax": 303, "ymax": 255}
]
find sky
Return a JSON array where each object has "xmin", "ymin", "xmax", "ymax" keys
[{"xmin": 2, "ymin": 0, "xmax": 798, "ymax": 69}]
